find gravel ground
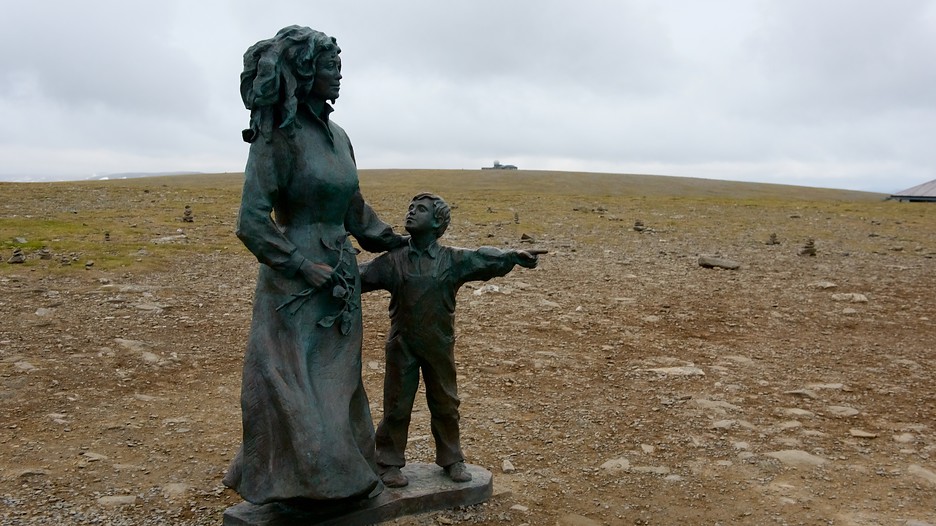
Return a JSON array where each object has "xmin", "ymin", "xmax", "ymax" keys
[{"xmin": 1, "ymin": 173, "xmax": 934, "ymax": 525}]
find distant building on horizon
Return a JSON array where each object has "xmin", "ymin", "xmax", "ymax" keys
[
  {"xmin": 482, "ymin": 160, "xmax": 517, "ymax": 170},
  {"xmin": 889, "ymin": 179, "xmax": 936, "ymax": 202}
]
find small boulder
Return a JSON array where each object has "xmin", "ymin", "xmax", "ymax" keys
[{"xmin": 698, "ymin": 256, "xmax": 740, "ymax": 270}]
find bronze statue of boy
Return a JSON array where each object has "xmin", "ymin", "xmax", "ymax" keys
[{"xmin": 360, "ymin": 193, "xmax": 544, "ymax": 487}]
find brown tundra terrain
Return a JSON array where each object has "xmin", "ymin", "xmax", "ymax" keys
[{"xmin": 1, "ymin": 170, "xmax": 934, "ymax": 525}]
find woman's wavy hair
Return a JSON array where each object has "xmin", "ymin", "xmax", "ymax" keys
[{"xmin": 240, "ymin": 25, "xmax": 339, "ymax": 143}]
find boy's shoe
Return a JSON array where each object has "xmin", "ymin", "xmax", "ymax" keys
[
  {"xmin": 380, "ymin": 466, "xmax": 409, "ymax": 488},
  {"xmin": 444, "ymin": 461, "xmax": 472, "ymax": 483}
]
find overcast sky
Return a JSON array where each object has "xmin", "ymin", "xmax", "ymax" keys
[{"xmin": 1, "ymin": 1, "xmax": 934, "ymax": 192}]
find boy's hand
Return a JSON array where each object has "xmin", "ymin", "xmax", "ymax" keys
[
  {"xmin": 515, "ymin": 249, "xmax": 547, "ymax": 268},
  {"xmin": 299, "ymin": 260, "xmax": 334, "ymax": 288}
]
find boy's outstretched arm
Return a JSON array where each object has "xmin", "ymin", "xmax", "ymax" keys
[{"xmin": 456, "ymin": 246, "xmax": 546, "ymax": 284}]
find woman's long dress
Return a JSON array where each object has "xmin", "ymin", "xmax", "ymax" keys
[{"xmin": 223, "ymin": 104, "xmax": 403, "ymax": 505}]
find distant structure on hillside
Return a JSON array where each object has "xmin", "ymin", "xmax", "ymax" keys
[
  {"xmin": 889, "ymin": 179, "xmax": 936, "ymax": 202},
  {"xmin": 482, "ymin": 160, "xmax": 517, "ymax": 170}
]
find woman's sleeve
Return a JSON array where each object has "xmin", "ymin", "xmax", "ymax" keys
[
  {"xmin": 235, "ymin": 139, "xmax": 306, "ymax": 275},
  {"xmin": 345, "ymin": 190, "xmax": 406, "ymax": 253}
]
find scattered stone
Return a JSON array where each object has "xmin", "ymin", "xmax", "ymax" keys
[
  {"xmin": 13, "ymin": 361, "xmax": 36, "ymax": 373},
  {"xmin": 765, "ymin": 450, "xmax": 827, "ymax": 467},
  {"xmin": 134, "ymin": 301, "xmax": 166, "ymax": 313},
  {"xmin": 538, "ymin": 299, "xmax": 560, "ymax": 309},
  {"xmin": 664, "ymin": 474, "xmax": 684, "ymax": 482},
  {"xmin": 894, "ymin": 359, "xmax": 921, "ymax": 369},
  {"xmin": 558, "ymin": 514, "xmax": 602, "ymax": 526},
  {"xmin": 97, "ymin": 495, "xmax": 137, "ymax": 507},
  {"xmin": 826, "ymin": 405, "xmax": 860, "ymax": 417},
  {"xmin": 630, "ymin": 465, "xmax": 670, "ymax": 475},
  {"xmin": 473, "ymin": 284, "xmax": 504, "ymax": 296},
  {"xmin": 509, "ymin": 504, "xmax": 528, "ymax": 512},
  {"xmin": 849, "ymin": 429, "xmax": 878, "ymax": 439},
  {"xmin": 14, "ymin": 237, "xmax": 27, "ymax": 244},
  {"xmin": 776, "ymin": 421, "xmax": 802, "ymax": 431},
  {"xmin": 698, "ymin": 256, "xmax": 740, "ymax": 270},
  {"xmin": 640, "ymin": 444, "xmax": 655, "ymax": 454},
  {"xmin": 907, "ymin": 464, "xmax": 936, "ymax": 486},
  {"xmin": 691, "ymin": 399, "xmax": 741, "ymax": 413},
  {"xmin": 831, "ymin": 293, "xmax": 869, "ymax": 303},
  {"xmin": 711, "ymin": 419, "xmax": 736, "ymax": 430},
  {"xmin": 723, "ymin": 355, "xmax": 754, "ymax": 365},
  {"xmin": 17, "ymin": 468, "xmax": 50, "ymax": 478},
  {"xmin": 115, "ymin": 338, "xmax": 150, "ymax": 353},
  {"xmin": 894, "ymin": 433, "xmax": 916, "ymax": 444},
  {"xmin": 85, "ymin": 260, "xmax": 94, "ymax": 269},
  {"xmin": 784, "ymin": 389, "xmax": 819, "ymax": 399},
  {"xmin": 810, "ymin": 281, "xmax": 837, "ymax": 289},
  {"xmin": 781, "ymin": 408, "xmax": 815, "ymax": 418},
  {"xmin": 599, "ymin": 457, "xmax": 630, "ymax": 472},
  {"xmin": 501, "ymin": 459, "xmax": 516, "ymax": 473},
  {"xmin": 141, "ymin": 351, "xmax": 160, "ymax": 363},
  {"xmin": 646, "ymin": 366, "xmax": 704, "ymax": 376},
  {"xmin": 151, "ymin": 234, "xmax": 188, "ymax": 245},
  {"xmin": 807, "ymin": 383, "xmax": 844, "ymax": 390},
  {"xmin": 519, "ymin": 233, "xmax": 534, "ymax": 243},
  {"xmin": 904, "ymin": 520, "xmax": 935, "ymax": 526},
  {"xmin": 82, "ymin": 451, "xmax": 108, "ymax": 462},
  {"xmin": 799, "ymin": 238, "xmax": 817, "ymax": 257},
  {"xmin": 162, "ymin": 483, "xmax": 191, "ymax": 498},
  {"xmin": 774, "ymin": 437, "xmax": 802, "ymax": 448},
  {"xmin": 35, "ymin": 308, "xmax": 54, "ymax": 317}
]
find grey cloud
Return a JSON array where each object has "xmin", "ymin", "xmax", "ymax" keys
[
  {"xmin": 0, "ymin": 1, "xmax": 209, "ymax": 117},
  {"xmin": 744, "ymin": 0, "xmax": 936, "ymax": 119},
  {"xmin": 0, "ymin": 0, "xmax": 933, "ymax": 192}
]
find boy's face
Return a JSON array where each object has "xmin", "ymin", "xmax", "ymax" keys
[{"xmin": 405, "ymin": 197, "xmax": 438, "ymax": 235}]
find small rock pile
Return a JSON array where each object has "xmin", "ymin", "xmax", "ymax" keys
[
  {"xmin": 7, "ymin": 248, "xmax": 26, "ymax": 264},
  {"xmin": 799, "ymin": 238, "xmax": 817, "ymax": 256}
]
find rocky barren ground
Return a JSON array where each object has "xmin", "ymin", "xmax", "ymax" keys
[{"xmin": 1, "ymin": 170, "xmax": 934, "ymax": 525}]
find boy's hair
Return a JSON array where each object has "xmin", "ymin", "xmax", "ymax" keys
[{"xmin": 411, "ymin": 192, "xmax": 451, "ymax": 237}]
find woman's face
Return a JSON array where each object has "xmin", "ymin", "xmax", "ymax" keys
[{"xmin": 310, "ymin": 49, "xmax": 342, "ymax": 102}]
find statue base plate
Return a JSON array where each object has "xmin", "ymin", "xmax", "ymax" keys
[{"xmin": 223, "ymin": 463, "xmax": 493, "ymax": 526}]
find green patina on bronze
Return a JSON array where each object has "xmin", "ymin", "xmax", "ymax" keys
[{"xmin": 224, "ymin": 26, "xmax": 405, "ymax": 508}]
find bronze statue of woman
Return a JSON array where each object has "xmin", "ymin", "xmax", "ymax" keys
[{"xmin": 223, "ymin": 25, "xmax": 404, "ymax": 506}]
